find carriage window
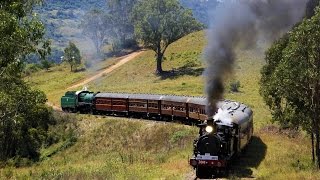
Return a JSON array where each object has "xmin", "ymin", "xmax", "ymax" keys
[
  {"xmin": 96, "ymin": 99, "xmax": 111, "ymax": 104},
  {"xmin": 113, "ymin": 100, "xmax": 126, "ymax": 105},
  {"xmin": 190, "ymin": 107, "xmax": 198, "ymax": 112},
  {"xmin": 162, "ymin": 104, "xmax": 171, "ymax": 109},
  {"xmin": 174, "ymin": 106, "xmax": 185, "ymax": 111},
  {"xmin": 139, "ymin": 103, "xmax": 147, "ymax": 108},
  {"xmin": 129, "ymin": 102, "xmax": 146, "ymax": 107},
  {"xmin": 149, "ymin": 103, "xmax": 158, "ymax": 108},
  {"xmin": 129, "ymin": 103, "xmax": 136, "ymax": 107}
]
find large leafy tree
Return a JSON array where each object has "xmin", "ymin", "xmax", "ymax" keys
[
  {"xmin": 0, "ymin": 0, "xmax": 53, "ymax": 162},
  {"xmin": 63, "ymin": 42, "xmax": 81, "ymax": 72},
  {"xmin": 81, "ymin": 9, "xmax": 112, "ymax": 55},
  {"xmin": 260, "ymin": 4, "xmax": 320, "ymax": 168},
  {"xmin": 133, "ymin": 0, "xmax": 203, "ymax": 74},
  {"xmin": 107, "ymin": 0, "xmax": 137, "ymax": 50}
]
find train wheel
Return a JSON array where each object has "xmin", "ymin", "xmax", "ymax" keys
[
  {"xmin": 196, "ymin": 167, "xmax": 210, "ymax": 179},
  {"xmin": 223, "ymin": 166, "xmax": 230, "ymax": 177},
  {"xmin": 91, "ymin": 109, "xmax": 96, "ymax": 115}
]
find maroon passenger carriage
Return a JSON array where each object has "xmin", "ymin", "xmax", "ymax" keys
[{"xmin": 93, "ymin": 92, "xmax": 211, "ymax": 123}]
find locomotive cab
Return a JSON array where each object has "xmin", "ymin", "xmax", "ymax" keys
[{"xmin": 61, "ymin": 90, "xmax": 95, "ymax": 113}]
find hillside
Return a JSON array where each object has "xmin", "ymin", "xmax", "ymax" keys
[
  {"xmin": 13, "ymin": 31, "xmax": 320, "ymax": 179},
  {"xmin": 33, "ymin": 0, "xmax": 218, "ymax": 63}
]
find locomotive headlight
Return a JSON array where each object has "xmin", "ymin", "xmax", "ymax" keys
[{"xmin": 205, "ymin": 126, "xmax": 213, "ymax": 133}]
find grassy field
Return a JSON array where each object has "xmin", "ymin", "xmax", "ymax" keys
[
  {"xmin": 11, "ymin": 30, "xmax": 320, "ymax": 179},
  {"xmin": 1, "ymin": 114, "xmax": 197, "ymax": 179},
  {"xmin": 25, "ymin": 56, "xmax": 122, "ymax": 106}
]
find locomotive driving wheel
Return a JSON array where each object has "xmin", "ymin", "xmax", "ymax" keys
[{"xmin": 196, "ymin": 167, "xmax": 211, "ymax": 179}]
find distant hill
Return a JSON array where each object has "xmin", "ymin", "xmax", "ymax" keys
[
  {"xmin": 180, "ymin": 0, "xmax": 219, "ymax": 25},
  {"xmin": 41, "ymin": 0, "xmax": 107, "ymax": 10},
  {"xmin": 33, "ymin": 0, "xmax": 218, "ymax": 63}
]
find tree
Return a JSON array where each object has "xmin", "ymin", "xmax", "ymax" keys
[
  {"xmin": 107, "ymin": 0, "xmax": 137, "ymax": 50},
  {"xmin": 41, "ymin": 59, "xmax": 52, "ymax": 71},
  {"xmin": 260, "ymin": 6, "xmax": 320, "ymax": 168},
  {"xmin": 0, "ymin": 81, "xmax": 54, "ymax": 162},
  {"xmin": 81, "ymin": 9, "xmax": 112, "ymax": 55},
  {"xmin": 64, "ymin": 42, "xmax": 81, "ymax": 72},
  {"xmin": 133, "ymin": 0, "xmax": 203, "ymax": 74},
  {"xmin": 0, "ymin": 0, "xmax": 54, "ymax": 163}
]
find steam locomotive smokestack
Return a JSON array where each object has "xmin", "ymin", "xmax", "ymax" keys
[{"xmin": 204, "ymin": 0, "xmax": 307, "ymax": 117}]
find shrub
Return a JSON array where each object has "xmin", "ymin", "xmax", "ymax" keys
[
  {"xmin": 229, "ymin": 80, "xmax": 241, "ymax": 92},
  {"xmin": 41, "ymin": 60, "xmax": 52, "ymax": 70},
  {"xmin": 24, "ymin": 63, "xmax": 42, "ymax": 76}
]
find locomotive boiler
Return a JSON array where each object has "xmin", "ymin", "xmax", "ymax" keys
[{"xmin": 189, "ymin": 101, "xmax": 253, "ymax": 178}]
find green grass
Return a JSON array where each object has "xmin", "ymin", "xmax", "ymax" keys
[
  {"xmin": 1, "ymin": 115, "xmax": 197, "ymax": 179},
  {"xmin": 25, "ymin": 57, "xmax": 122, "ymax": 106},
  {"xmin": 14, "ymin": 30, "xmax": 320, "ymax": 179},
  {"xmin": 87, "ymin": 31, "xmax": 206, "ymax": 97}
]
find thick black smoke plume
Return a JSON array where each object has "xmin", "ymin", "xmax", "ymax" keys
[{"xmin": 204, "ymin": 0, "xmax": 307, "ymax": 117}]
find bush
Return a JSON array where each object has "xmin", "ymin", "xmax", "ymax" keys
[
  {"xmin": 44, "ymin": 112, "xmax": 78, "ymax": 147},
  {"xmin": 0, "ymin": 85, "xmax": 55, "ymax": 163},
  {"xmin": 121, "ymin": 39, "xmax": 138, "ymax": 49},
  {"xmin": 41, "ymin": 60, "xmax": 52, "ymax": 70},
  {"xmin": 229, "ymin": 80, "xmax": 241, "ymax": 92},
  {"xmin": 24, "ymin": 63, "xmax": 42, "ymax": 76}
]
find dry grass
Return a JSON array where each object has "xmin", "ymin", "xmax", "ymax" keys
[
  {"xmin": 15, "ymin": 30, "xmax": 320, "ymax": 179},
  {"xmin": 25, "ymin": 56, "xmax": 122, "ymax": 106},
  {"xmin": 0, "ymin": 115, "xmax": 197, "ymax": 179}
]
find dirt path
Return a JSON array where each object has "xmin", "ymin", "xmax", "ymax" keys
[
  {"xmin": 67, "ymin": 51, "xmax": 143, "ymax": 90},
  {"xmin": 47, "ymin": 51, "xmax": 143, "ymax": 110}
]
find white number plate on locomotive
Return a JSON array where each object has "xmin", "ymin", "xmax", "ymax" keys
[{"xmin": 196, "ymin": 154, "xmax": 218, "ymax": 160}]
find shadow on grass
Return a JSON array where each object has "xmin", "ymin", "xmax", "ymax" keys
[
  {"xmin": 228, "ymin": 136, "xmax": 267, "ymax": 178},
  {"xmin": 159, "ymin": 65, "xmax": 204, "ymax": 80}
]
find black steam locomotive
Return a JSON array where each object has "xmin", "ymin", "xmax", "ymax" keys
[{"xmin": 189, "ymin": 102, "xmax": 253, "ymax": 178}]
